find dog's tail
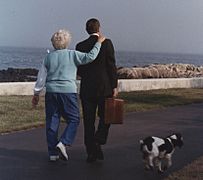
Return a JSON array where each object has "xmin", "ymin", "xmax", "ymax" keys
[
  {"xmin": 139, "ymin": 140, "xmax": 145, "ymax": 151},
  {"xmin": 139, "ymin": 139, "xmax": 151, "ymax": 153}
]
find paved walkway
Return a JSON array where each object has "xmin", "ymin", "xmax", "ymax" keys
[{"xmin": 0, "ymin": 103, "xmax": 203, "ymax": 180}]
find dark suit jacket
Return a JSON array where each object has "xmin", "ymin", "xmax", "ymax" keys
[{"xmin": 76, "ymin": 35, "xmax": 118, "ymax": 98}]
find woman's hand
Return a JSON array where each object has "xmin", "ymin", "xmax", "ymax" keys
[
  {"xmin": 97, "ymin": 32, "xmax": 106, "ymax": 43},
  {"xmin": 32, "ymin": 95, "xmax": 39, "ymax": 108}
]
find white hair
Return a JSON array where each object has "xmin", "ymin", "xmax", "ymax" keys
[{"xmin": 51, "ymin": 29, "xmax": 71, "ymax": 50}]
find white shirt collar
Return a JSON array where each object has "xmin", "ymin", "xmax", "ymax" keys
[{"xmin": 90, "ymin": 33, "xmax": 99, "ymax": 37}]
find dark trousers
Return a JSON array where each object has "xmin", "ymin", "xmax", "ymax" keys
[{"xmin": 81, "ymin": 96, "xmax": 110, "ymax": 155}]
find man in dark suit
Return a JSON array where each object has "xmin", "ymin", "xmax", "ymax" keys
[{"xmin": 76, "ymin": 18, "xmax": 118, "ymax": 163}]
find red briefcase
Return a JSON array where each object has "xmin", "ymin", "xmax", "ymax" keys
[{"xmin": 104, "ymin": 98, "xmax": 124, "ymax": 124}]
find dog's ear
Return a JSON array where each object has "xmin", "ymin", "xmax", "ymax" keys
[
  {"xmin": 175, "ymin": 133, "xmax": 184, "ymax": 148},
  {"xmin": 175, "ymin": 133, "xmax": 182, "ymax": 139},
  {"xmin": 170, "ymin": 133, "xmax": 182, "ymax": 140},
  {"xmin": 178, "ymin": 140, "xmax": 184, "ymax": 148}
]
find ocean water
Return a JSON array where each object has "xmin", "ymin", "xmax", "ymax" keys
[{"xmin": 0, "ymin": 46, "xmax": 203, "ymax": 70}]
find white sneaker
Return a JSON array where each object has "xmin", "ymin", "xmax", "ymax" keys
[
  {"xmin": 49, "ymin": 155, "xmax": 59, "ymax": 162},
  {"xmin": 56, "ymin": 142, "xmax": 69, "ymax": 161}
]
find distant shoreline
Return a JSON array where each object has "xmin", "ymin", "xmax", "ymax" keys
[{"xmin": 1, "ymin": 63, "xmax": 203, "ymax": 82}]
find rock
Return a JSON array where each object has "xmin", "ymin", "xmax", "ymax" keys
[
  {"xmin": 117, "ymin": 63, "xmax": 203, "ymax": 79},
  {"xmin": 0, "ymin": 68, "xmax": 38, "ymax": 82}
]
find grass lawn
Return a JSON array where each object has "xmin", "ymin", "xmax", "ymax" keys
[
  {"xmin": 1, "ymin": 88, "xmax": 203, "ymax": 134},
  {"xmin": 0, "ymin": 95, "xmax": 45, "ymax": 134},
  {"xmin": 119, "ymin": 88, "xmax": 203, "ymax": 112}
]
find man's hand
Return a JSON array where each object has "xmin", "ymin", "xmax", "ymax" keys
[
  {"xmin": 113, "ymin": 88, "xmax": 118, "ymax": 98},
  {"xmin": 32, "ymin": 95, "xmax": 39, "ymax": 108}
]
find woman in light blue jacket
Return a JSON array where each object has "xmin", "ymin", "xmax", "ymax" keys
[{"xmin": 32, "ymin": 29, "xmax": 105, "ymax": 161}]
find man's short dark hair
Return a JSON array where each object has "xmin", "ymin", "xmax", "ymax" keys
[{"xmin": 86, "ymin": 18, "xmax": 100, "ymax": 34}]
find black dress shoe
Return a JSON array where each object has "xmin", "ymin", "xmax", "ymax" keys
[
  {"xmin": 86, "ymin": 154, "xmax": 97, "ymax": 163},
  {"xmin": 96, "ymin": 144, "xmax": 104, "ymax": 160}
]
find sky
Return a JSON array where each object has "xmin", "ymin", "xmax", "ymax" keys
[{"xmin": 1, "ymin": 0, "xmax": 203, "ymax": 54}]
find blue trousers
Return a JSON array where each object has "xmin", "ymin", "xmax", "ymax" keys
[{"xmin": 45, "ymin": 92, "xmax": 80, "ymax": 156}]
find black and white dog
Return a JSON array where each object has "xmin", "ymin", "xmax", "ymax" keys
[{"xmin": 140, "ymin": 133, "xmax": 183, "ymax": 173}]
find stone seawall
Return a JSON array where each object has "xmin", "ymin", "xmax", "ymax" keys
[{"xmin": 1, "ymin": 78, "xmax": 203, "ymax": 95}]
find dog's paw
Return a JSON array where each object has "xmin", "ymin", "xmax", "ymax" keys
[
  {"xmin": 144, "ymin": 167, "xmax": 151, "ymax": 171},
  {"xmin": 158, "ymin": 169, "xmax": 164, "ymax": 174},
  {"xmin": 144, "ymin": 165, "xmax": 153, "ymax": 171},
  {"xmin": 162, "ymin": 166, "xmax": 168, "ymax": 171}
]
